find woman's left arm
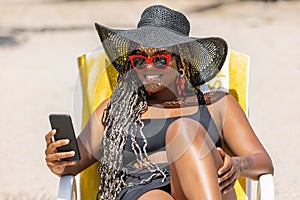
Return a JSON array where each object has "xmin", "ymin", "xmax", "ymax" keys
[{"xmin": 218, "ymin": 94, "xmax": 274, "ymax": 192}]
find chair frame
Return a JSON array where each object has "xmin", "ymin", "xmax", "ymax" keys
[{"xmin": 57, "ymin": 173, "xmax": 274, "ymax": 200}]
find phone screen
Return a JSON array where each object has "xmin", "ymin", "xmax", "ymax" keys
[{"xmin": 49, "ymin": 114, "xmax": 81, "ymax": 161}]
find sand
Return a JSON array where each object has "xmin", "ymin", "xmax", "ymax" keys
[{"xmin": 0, "ymin": 0, "xmax": 300, "ymax": 199}]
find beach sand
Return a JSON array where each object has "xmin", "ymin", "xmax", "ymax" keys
[{"xmin": 0, "ymin": 0, "xmax": 299, "ymax": 199}]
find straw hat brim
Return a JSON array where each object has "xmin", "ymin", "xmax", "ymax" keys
[{"xmin": 95, "ymin": 23, "xmax": 228, "ymax": 85}]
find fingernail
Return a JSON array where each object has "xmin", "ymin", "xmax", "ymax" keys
[
  {"xmin": 70, "ymin": 151, "xmax": 75, "ymax": 155},
  {"xmin": 65, "ymin": 139, "xmax": 70, "ymax": 144}
]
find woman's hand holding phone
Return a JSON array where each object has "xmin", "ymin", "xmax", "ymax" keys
[{"xmin": 44, "ymin": 129, "xmax": 77, "ymax": 176}]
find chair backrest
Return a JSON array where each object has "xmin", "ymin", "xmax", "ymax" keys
[
  {"xmin": 77, "ymin": 50, "xmax": 118, "ymax": 200},
  {"xmin": 77, "ymin": 49, "xmax": 250, "ymax": 200}
]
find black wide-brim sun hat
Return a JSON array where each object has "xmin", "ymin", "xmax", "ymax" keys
[{"xmin": 95, "ymin": 5, "xmax": 228, "ymax": 86}]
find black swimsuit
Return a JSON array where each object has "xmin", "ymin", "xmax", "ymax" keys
[
  {"xmin": 122, "ymin": 104, "xmax": 221, "ymax": 165},
  {"xmin": 116, "ymin": 104, "xmax": 221, "ymax": 200}
]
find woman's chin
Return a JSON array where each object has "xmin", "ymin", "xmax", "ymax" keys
[{"xmin": 144, "ymin": 82, "xmax": 163, "ymax": 93}]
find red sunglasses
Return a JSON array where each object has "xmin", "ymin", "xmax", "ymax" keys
[{"xmin": 129, "ymin": 54, "xmax": 172, "ymax": 71}]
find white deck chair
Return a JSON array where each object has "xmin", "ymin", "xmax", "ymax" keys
[{"xmin": 57, "ymin": 49, "xmax": 274, "ymax": 200}]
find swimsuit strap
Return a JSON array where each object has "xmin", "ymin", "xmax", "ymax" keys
[{"xmin": 197, "ymin": 90, "xmax": 221, "ymax": 147}]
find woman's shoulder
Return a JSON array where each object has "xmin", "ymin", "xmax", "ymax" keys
[{"xmin": 95, "ymin": 98, "xmax": 111, "ymax": 117}]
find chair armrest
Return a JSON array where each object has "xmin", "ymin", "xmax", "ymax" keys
[
  {"xmin": 58, "ymin": 175, "xmax": 77, "ymax": 200},
  {"xmin": 257, "ymin": 174, "xmax": 275, "ymax": 200}
]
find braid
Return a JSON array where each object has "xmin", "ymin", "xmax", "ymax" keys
[{"xmin": 97, "ymin": 69, "xmax": 166, "ymax": 200}]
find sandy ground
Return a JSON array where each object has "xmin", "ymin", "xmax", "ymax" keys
[{"xmin": 0, "ymin": 0, "xmax": 300, "ymax": 199}]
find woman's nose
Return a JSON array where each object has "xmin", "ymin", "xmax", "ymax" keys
[{"xmin": 146, "ymin": 62, "xmax": 155, "ymax": 70}]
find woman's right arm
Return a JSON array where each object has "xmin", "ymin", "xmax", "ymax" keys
[{"xmin": 45, "ymin": 99, "xmax": 110, "ymax": 176}]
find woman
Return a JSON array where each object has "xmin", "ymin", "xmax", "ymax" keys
[{"xmin": 45, "ymin": 5, "xmax": 273, "ymax": 200}]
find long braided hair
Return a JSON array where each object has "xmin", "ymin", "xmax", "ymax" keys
[
  {"xmin": 96, "ymin": 46, "xmax": 206, "ymax": 199},
  {"xmin": 97, "ymin": 66, "xmax": 167, "ymax": 199}
]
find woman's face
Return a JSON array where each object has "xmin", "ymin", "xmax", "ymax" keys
[{"xmin": 129, "ymin": 47, "xmax": 178, "ymax": 94}]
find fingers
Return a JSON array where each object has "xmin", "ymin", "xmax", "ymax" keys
[
  {"xmin": 218, "ymin": 162, "xmax": 238, "ymax": 194},
  {"xmin": 218, "ymin": 161, "xmax": 237, "ymax": 182},
  {"xmin": 46, "ymin": 151, "xmax": 75, "ymax": 162},
  {"xmin": 45, "ymin": 139, "xmax": 75, "ymax": 162},
  {"xmin": 45, "ymin": 129, "xmax": 56, "ymax": 147},
  {"xmin": 45, "ymin": 138, "xmax": 70, "ymax": 154},
  {"xmin": 219, "ymin": 167, "xmax": 237, "ymax": 194},
  {"xmin": 217, "ymin": 147, "xmax": 225, "ymax": 158},
  {"xmin": 45, "ymin": 130, "xmax": 77, "ymax": 176},
  {"xmin": 45, "ymin": 151, "xmax": 77, "ymax": 176},
  {"xmin": 217, "ymin": 148, "xmax": 232, "ymax": 176},
  {"xmin": 217, "ymin": 148, "xmax": 238, "ymax": 194},
  {"xmin": 45, "ymin": 129, "xmax": 70, "ymax": 151},
  {"xmin": 46, "ymin": 158, "xmax": 76, "ymax": 168},
  {"xmin": 220, "ymin": 177, "xmax": 237, "ymax": 194},
  {"xmin": 46, "ymin": 159, "xmax": 77, "ymax": 175}
]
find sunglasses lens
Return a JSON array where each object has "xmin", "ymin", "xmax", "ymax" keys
[
  {"xmin": 153, "ymin": 57, "xmax": 168, "ymax": 69},
  {"xmin": 132, "ymin": 57, "xmax": 146, "ymax": 70}
]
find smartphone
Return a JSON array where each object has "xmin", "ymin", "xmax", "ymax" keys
[{"xmin": 49, "ymin": 114, "xmax": 81, "ymax": 161}]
